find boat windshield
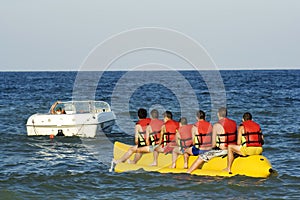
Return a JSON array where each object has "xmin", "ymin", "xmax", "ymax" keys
[{"xmin": 58, "ymin": 101, "xmax": 111, "ymax": 114}]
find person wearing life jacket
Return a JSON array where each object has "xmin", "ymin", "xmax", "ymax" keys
[
  {"xmin": 171, "ymin": 117, "xmax": 193, "ymax": 168},
  {"xmin": 113, "ymin": 109, "xmax": 164, "ymax": 165},
  {"xmin": 128, "ymin": 108, "xmax": 151, "ymax": 163},
  {"xmin": 187, "ymin": 107, "xmax": 237, "ymax": 174},
  {"xmin": 151, "ymin": 111, "xmax": 179, "ymax": 166},
  {"xmin": 136, "ymin": 112, "xmax": 152, "ymax": 148},
  {"xmin": 224, "ymin": 112, "xmax": 264, "ymax": 174},
  {"xmin": 148, "ymin": 109, "xmax": 164, "ymax": 147},
  {"xmin": 113, "ymin": 108, "xmax": 151, "ymax": 164},
  {"xmin": 131, "ymin": 109, "xmax": 164, "ymax": 163},
  {"xmin": 184, "ymin": 110, "xmax": 212, "ymax": 169}
]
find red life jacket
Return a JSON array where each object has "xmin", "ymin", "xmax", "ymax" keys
[
  {"xmin": 178, "ymin": 124, "xmax": 193, "ymax": 149},
  {"xmin": 163, "ymin": 119, "xmax": 179, "ymax": 147},
  {"xmin": 216, "ymin": 118, "xmax": 237, "ymax": 147},
  {"xmin": 194, "ymin": 120, "xmax": 213, "ymax": 149},
  {"xmin": 242, "ymin": 120, "xmax": 263, "ymax": 147},
  {"xmin": 136, "ymin": 118, "xmax": 151, "ymax": 147},
  {"xmin": 149, "ymin": 119, "xmax": 164, "ymax": 146}
]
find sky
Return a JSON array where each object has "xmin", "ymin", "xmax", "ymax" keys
[{"xmin": 0, "ymin": 0, "xmax": 299, "ymax": 71}]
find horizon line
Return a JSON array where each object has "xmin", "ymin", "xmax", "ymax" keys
[{"xmin": 0, "ymin": 68, "xmax": 299, "ymax": 72}]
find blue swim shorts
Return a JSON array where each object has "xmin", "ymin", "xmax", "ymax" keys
[{"xmin": 192, "ymin": 146, "xmax": 209, "ymax": 156}]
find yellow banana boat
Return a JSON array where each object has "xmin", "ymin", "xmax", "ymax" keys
[{"xmin": 113, "ymin": 141, "xmax": 274, "ymax": 178}]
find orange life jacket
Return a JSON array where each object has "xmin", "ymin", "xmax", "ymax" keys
[
  {"xmin": 178, "ymin": 124, "xmax": 193, "ymax": 149},
  {"xmin": 194, "ymin": 120, "xmax": 213, "ymax": 149},
  {"xmin": 242, "ymin": 120, "xmax": 263, "ymax": 147},
  {"xmin": 163, "ymin": 119, "xmax": 179, "ymax": 147},
  {"xmin": 216, "ymin": 118, "xmax": 237, "ymax": 147},
  {"xmin": 149, "ymin": 119, "xmax": 164, "ymax": 146},
  {"xmin": 136, "ymin": 118, "xmax": 151, "ymax": 147}
]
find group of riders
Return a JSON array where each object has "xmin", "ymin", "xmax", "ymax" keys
[{"xmin": 113, "ymin": 107, "xmax": 264, "ymax": 174}]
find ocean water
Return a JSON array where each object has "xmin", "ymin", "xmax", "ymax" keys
[{"xmin": 0, "ymin": 70, "xmax": 299, "ymax": 199}]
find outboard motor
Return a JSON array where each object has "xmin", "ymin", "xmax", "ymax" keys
[{"xmin": 57, "ymin": 129, "xmax": 64, "ymax": 136}]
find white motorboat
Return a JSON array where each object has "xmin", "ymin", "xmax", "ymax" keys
[{"xmin": 26, "ymin": 100, "xmax": 116, "ymax": 137}]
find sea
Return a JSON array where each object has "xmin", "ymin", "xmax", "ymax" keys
[{"xmin": 0, "ymin": 70, "xmax": 299, "ymax": 199}]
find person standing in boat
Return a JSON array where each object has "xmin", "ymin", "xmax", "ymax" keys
[
  {"xmin": 151, "ymin": 111, "xmax": 179, "ymax": 166},
  {"xmin": 224, "ymin": 112, "xmax": 264, "ymax": 174},
  {"xmin": 183, "ymin": 110, "xmax": 213, "ymax": 169},
  {"xmin": 170, "ymin": 117, "xmax": 193, "ymax": 169},
  {"xmin": 113, "ymin": 109, "xmax": 163, "ymax": 164},
  {"xmin": 187, "ymin": 107, "xmax": 237, "ymax": 173}
]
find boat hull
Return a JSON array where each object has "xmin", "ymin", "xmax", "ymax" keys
[
  {"xmin": 26, "ymin": 113, "xmax": 115, "ymax": 137},
  {"xmin": 113, "ymin": 142, "xmax": 273, "ymax": 178}
]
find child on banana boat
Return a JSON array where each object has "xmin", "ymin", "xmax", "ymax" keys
[{"xmin": 170, "ymin": 117, "xmax": 193, "ymax": 168}]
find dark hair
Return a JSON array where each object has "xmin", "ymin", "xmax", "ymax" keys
[
  {"xmin": 218, "ymin": 107, "xmax": 227, "ymax": 118},
  {"xmin": 197, "ymin": 110, "xmax": 206, "ymax": 120},
  {"xmin": 150, "ymin": 109, "xmax": 159, "ymax": 119},
  {"xmin": 179, "ymin": 117, "xmax": 188, "ymax": 125},
  {"xmin": 163, "ymin": 110, "xmax": 173, "ymax": 119},
  {"xmin": 138, "ymin": 108, "xmax": 147, "ymax": 119},
  {"xmin": 243, "ymin": 112, "xmax": 252, "ymax": 121}
]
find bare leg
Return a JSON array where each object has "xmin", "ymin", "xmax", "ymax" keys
[
  {"xmin": 187, "ymin": 156, "xmax": 204, "ymax": 174},
  {"xmin": 184, "ymin": 147, "xmax": 193, "ymax": 169},
  {"xmin": 114, "ymin": 145, "xmax": 137, "ymax": 164},
  {"xmin": 224, "ymin": 145, "xmax": 242, "ymax": 173},
  {"xmin": 183, "ymin": 152, "xmax": 189, "ymax": 169},
  {"xmin": 151, "ymin": 145, "xmax": 162, "ymax": 166},
  {"xmin": 129, "ymin": 153, "xmax": 142, "ymax": 164},
  {"xmin": 171, "ymin": 148, "xmax": 179, "ymax": 168},
  {"xmin": 128, "ymin": 146, "xmax": 150, "ymax": 164},
  {"xmin": 151, "ymin": 150, "xmax": 159, "ymax": 166}
]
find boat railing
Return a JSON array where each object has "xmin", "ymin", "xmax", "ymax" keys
[{"xmin": 54, "ymin": 101, "xmax": 111, "ymax": 114}]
